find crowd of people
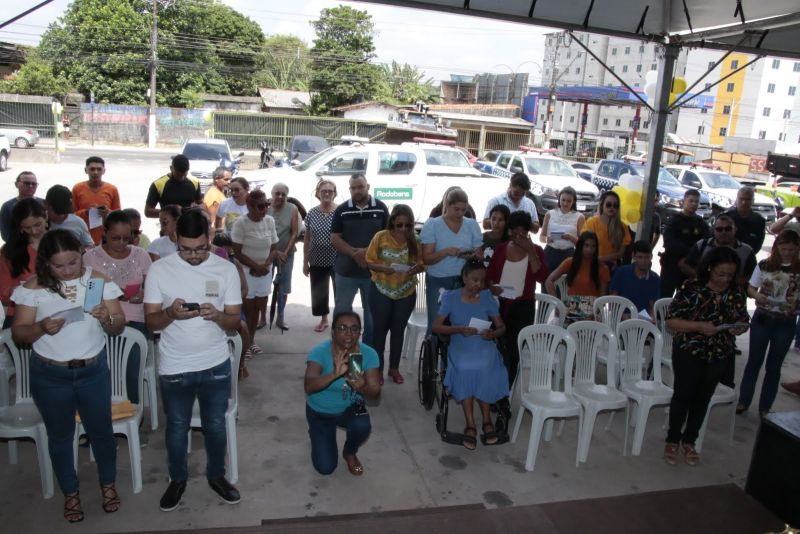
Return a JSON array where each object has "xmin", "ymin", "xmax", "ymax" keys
[{"xmin": 1, "ymin": 155, "xmax": 799, "ymax": 522}]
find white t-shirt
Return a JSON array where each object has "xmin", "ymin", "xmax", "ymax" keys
[
  {"xmin": 217, "ymin": 199, "xmax": 249, "ymax": 231},
  {"xmin": 144, "ymin": 252, "xmax": 242, "ymax": 375},
  {"xmin": 50, "ymin": 214, "xmax": 94, "ymax": 247},
  {"xmin": 11, "ymin": 268, "xmax": 122, "ymax": 360},
  {"xmin": 147, "ymin": 236, "xmax": 178, "ymax": 259},
  {"xmin": 484, "ymin": 193, "xmax": 538, "ymax": 222},
  {"xmin": 230, "ymin": 215, "xmax": 278, "ymax": 264}
]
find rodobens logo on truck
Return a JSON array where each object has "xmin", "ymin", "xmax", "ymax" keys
[{"xmin": 374, "ymin": 188, "xmax": 413, "ymax": 200}]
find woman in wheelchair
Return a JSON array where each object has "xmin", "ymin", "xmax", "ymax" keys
[{"xmin": 432, "ymin": 260, "xmax": 508, "ymax": 450}]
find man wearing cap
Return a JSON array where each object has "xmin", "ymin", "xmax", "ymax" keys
[
  {"xmin": 145, "ymin": 154, "xmax": 203, "ymax": 218},
  {"xmin": 45, "ymin": 185, "xmax": 94, "ymax": 247}
]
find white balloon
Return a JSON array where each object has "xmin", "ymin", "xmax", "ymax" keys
[
  {"xmin": 619, "ymin": 173, "xmax": 644, "ymax": 192},
  {"xmin": 645, "ymin": 70, "xmax": 659, "ymax": 85},
  {"xmin": 644, "ymin": 81, "xmax": 657, "ymax": 102}
]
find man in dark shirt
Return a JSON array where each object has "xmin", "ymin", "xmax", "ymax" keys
[
  {"xmin": 144, "ymin": 154, "xmax": 203, "ymax": 218},
  {"xmin": 0, "ymin": 171, "xmax": 43, "ymax": 242},
  {"xmin": 659, "ymin": 189, "xmax": 709, "ymax": 297},
  {"xmin": 722, "ymin": 186, "xmax": 765, "ymax": 254},
  {"xmin": 329, "ymin": 174, "xmax": 389, "ymax": 348},
  {"xmin": 679, "ymin": 214, "xmax": 756, "ymax": 288}
]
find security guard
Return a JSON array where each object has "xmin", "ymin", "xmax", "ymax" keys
[{"xmin": 659, "ymin": 188, "xmax": 709, "ymax": 297}]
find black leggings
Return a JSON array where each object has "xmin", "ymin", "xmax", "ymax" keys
[
  {"xmin": 501, "ymin": 299, "xmax": 535, "ymax": 390},
  {"xmin": 309, "ymin": 265, "xmax": 335, "ymax": 317}
]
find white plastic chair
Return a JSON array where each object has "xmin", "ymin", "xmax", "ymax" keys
[
  {"xmin": 554, "ymin": 274, "xmax": 568, "ymax": 303},
  {"xmin": 143, "ymin": 336, "xmax": 159, "ymax": 430},
  {"xmin": 617, "ymin": 320, "xmax": 673, "ymax": 456},
  {"xmin": 535, "ymin": 293, "xmax": 567, "ymax": 327},
  {"xmin": 567, "ymin": 322, "xmax": 630, "ymax": 463},
  {"xmin": 511, "ymin": 325, "xmax": 582, "ymax": 471},
  {"xmin": 187, "ymin": 333, "xmax": 242, "ymax": 484},
  {"xmin": 0, "ymin": 330, "xmax": 54, "ymax": 499},
  {"xmin": 653, "ymin": 298, "xmax": 674, "ymax": 386},
  {"xmin": 593, "ymin": 295, "xmax": 637, "ymax": 369},
  {"xmin": 695, "ymin": 383, "xmax": 736, "ymax": 453},
  {"xmin": 73, "ymin": 327, "xmax": 148, "ymax": 493},
  {"xmin": 401, "ymin": 273, "xmax": 427, "ymax": 373},
  {"xmin": 0, "ymin": 342, "xmax": 15, "ymax": 407}
]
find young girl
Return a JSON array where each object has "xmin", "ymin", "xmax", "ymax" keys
[{"xmin": 482, "ymin": 204, "xmax": 510, "ymax": 267}]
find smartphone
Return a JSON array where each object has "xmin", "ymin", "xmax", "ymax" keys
[
  {"xmin": 183, "ymin": 302, "xmax": 200, "ymax": 311},
  {"xmin": 458, "ymin": 249, "xmax": 474, "ymax": 259},
  {"xmin": 83, "ymin": 278, "xmax": 104, "ymax": 312},
  {"xmin": 347, "ymin": 352, "xmax": 364, "ymax": 380}
]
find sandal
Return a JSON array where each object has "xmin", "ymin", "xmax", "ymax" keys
[
  {"xmin": 101, "ymin": 484, "xmax": 120, "ymax": 513},
  {"xmin": 249, "ymin": 344, "xmax": 263, "ymax": 355},
  {"xmin": 313, "ymin": 323, "xmax": 329, "ymax": 333},
  {"xmin": 682, "ymin": 442, "xmax": 700, "ymax": 466},
  {"xmin": 462, "ymin": 427, "xmax": 477, "ymax": 450},
  {"xmin": 482, "ymin": 422, "xmax": 499, "ymax": 445},
  {"xmin": 64, "ymin": 492, "xmax": 84, "ymax": 523},
  {"xmin": 664, "ymin": 442, "xmax": 679, "ymax": 465},
  {"xmin": 256, "ymin": 320, "xmax": 266, "ymax": 330},
  {"xmin": 343, "ymin": 453, "xmax": 364, "ymax": 476},
  {"xmin": 388, "ymin": 369, "xmax": 404, "ymax": 384}
]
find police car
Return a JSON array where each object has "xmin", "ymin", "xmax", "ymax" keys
[{"xmin": 487, "ymin": 146, "xmax": 600, "ymax": 219}]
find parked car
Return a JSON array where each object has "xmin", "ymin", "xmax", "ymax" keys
[
  {"xmin": 485, "ymin": 147, "xmax": 600, "ymax": 220},
  {"xmin": 570, "ymin": 161, "xmax": 597, "ymax": 181},
  {"xmin": 0, "ymin": 127, "xmax": 39, "ymax": 148},
  {"xmin": 473, "ymin": 150, "xmax": 500, "ymax": 173},
  {"xmin": 455, "ymin": 146, "xmax": 478, "ymax": 166},
  {"xmin": 592, "ymin": 159, "xmax": 712, "ymax": 227},
  {"xmin": 0, "ymin": 134, "xmax": 10, "ymax": 171},
  {"xmin": 181, "ymin": 138, "xmax": 246, "ymax": 192},
  {"xmin": 286, "ymin": 135, "xmax": 329, "ymax": 164},
  {"xmin": 665, "ymin": 164, "xmax": 778, "ymax": 222}
]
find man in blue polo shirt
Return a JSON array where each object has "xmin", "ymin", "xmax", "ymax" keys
[
  {"xmin": 609, "ymin": 240, "xmax": 660, "ymax": 320},
  {"xmin": 330, "ymin": 174, "xmax": 389, "ymax": 349}
]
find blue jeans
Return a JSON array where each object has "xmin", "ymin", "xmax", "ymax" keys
[
  {"xmin": 425, "ymin": 274, "xmax": 461, "ymax": 335},
  {"xmin": 306, "ymin": 404, "xmax": 371, "ymax": 475},
  {"xmin": 333, "ymin": 274, "xmax": 373, "ymax": 346},
  {"xmin": 30, "ymin": 350, "xmax": 116, "ymax": 494},
  {"xmin": 159, "ymin": 359, "xmax": 231, "ymax": 481},
  {"xmin": 125, "ymin": 321, "xmax": 150, "ymax": 404},
  {"xmin": 368, "ymin": 285, "xmax": 416, "ymax": 372},
  {"xmin": 740, "ymin": 311, "xmax": 795, "ymax": 412}
]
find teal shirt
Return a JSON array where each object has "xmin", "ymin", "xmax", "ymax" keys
[{"xmin": 306, "ymin": 340, "xmax": 379, "ymax": 414}]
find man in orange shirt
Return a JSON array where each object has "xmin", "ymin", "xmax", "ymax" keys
[{"xmin": 72, "ymin": 156, "xmax": 122, "ymax": 244}]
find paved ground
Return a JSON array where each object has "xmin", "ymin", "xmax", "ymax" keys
[{"xmin": 1, "ymin": 142, "xmax": 799, "ymax": 532}]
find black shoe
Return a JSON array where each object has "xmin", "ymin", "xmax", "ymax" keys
[
  {"xmin": 159, "ymin": 480, "xmax": 186, "ymax": 512},
  {"xmin": 208, "ymin": 478, "xmax": 240, "ymax": 504}
]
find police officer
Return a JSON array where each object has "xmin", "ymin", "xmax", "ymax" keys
[{"xmin": 659, "ymin": 188, "xmax": 709, "ymax": 297}]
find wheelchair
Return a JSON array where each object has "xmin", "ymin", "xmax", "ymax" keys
[{"xmin": 417, "ymin": 332, "xmax": 511, "ymax": 446}]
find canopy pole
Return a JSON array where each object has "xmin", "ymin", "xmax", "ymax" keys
[{"xmin": 640, "ymin": 44, "xmax": 678, "ymax": 245}]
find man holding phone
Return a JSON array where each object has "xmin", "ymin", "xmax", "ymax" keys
[{"xmin": 144, "ymin": 209, "xmax": 243, "ymax": 511}]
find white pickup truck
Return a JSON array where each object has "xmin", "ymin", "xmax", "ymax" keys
[{"xmin": 244, "ymin": 141, "xmax": 506, "ymax": 225}]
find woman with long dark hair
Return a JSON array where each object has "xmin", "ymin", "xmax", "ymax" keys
[
  {"xmin": 366, "ymin": 204, "xmax": 424, "ymax": 384},
  {"xmin": 582, "ymin": 190, "xmax": 630, "ymax": 270},
  {"xmin": 738, "ymin": 229, "xmax": 800, "ymax": 416},
  {"xmin": 545, "ymin": 231, "xmax": 610, "ymax": 298},
  {"xmin": 12, "ymin": 229, "xmax": 125, "ymax": 522},
  {"xmin": 0, "ymin": 198, "xmax": 47, "ymax": 328},
  {"xmin": 482, "ymin": 204, "xmax": 510, "ymax": 267},
  {"xmin": 665, "ymin": 246, "xmax": 749, "ymax": 466}
]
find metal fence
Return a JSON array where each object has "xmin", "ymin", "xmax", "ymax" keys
[
  {"xmin": 212, "ymin": 112, "xmax": 387, "ymax": 151},
  {"xmin": 0, "ymin": 94, "xmax": 57, "ymax": 141}
]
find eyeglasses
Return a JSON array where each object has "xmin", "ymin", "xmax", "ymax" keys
[
  {"xmin": 19, "ymin": 181, "xmax": 38, "ymax": 187},
  {"xmin": 604, "ymin": 203, "xmax": 619, "ymax": 208},
  {"xmin": 714, "ymin": 226, "xmax": 733, "ymax": 232},
  {"xmin": 254, "ymin": 203, "xmax": 268, "ymax": 210},
  {"xmin": 394, "ymin": 223, "xmax": 413, "ymax": 229},
  {"xmin": 334, "ymin": 325, "xmax": 362, "ymax": 334},
  {"xmin": 177, "ymin": 245, "xmax": 210, "ymax": 256}
]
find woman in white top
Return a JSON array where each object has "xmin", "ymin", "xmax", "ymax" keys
[
  {"xmin": 12, "ymin": 229, "xmax": 125, "ymax": 522},
  {"xmin": 231, "ymin": 189, "xmax": 277, "ymax": 355},
  {"xmin": 147, "ymin": 204, "xmax": 181, "ymax": 261},
  {"xmin": 540, "ymin": 186, "xmax": 585, "ymax": 274},
  {"xmin": 216, "ymin": 177, "xmax": 249, "ymax": 231}
]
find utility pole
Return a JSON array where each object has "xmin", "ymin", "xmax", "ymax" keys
[
  {"xmin": 147, "ymin": 0, "xmax": 158, "ymax": 148},
  {"xmin": 543, "ymin": 32, "xmax": 563, "ymax": 145}
]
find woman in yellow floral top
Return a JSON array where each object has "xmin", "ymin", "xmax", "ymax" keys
[
  {"xmin": 665, "ymin": 246, "xmax": 749, "ymax": 466},
  {"xmin": 366, "ymin": 204, "xmax": 424, "ymax": 385}
]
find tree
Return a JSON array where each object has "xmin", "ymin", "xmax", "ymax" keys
[
  {"xmin": 375, "ymin": 61, "xmax": 438, "ymax": 105},
  {"xmin": 253, "ymin": 35, "xmax": 311, "ymax": 91},
  {"xmin": 308, "ymin": 6, "xmax": 382, "ymax": 115},
  {"xmin": 38, "ymin": 0, "xmax": 265, "ymax": 106},
  {"xmin": 0, "ymin": 49, "xmax": 70, "ymax": 99}
]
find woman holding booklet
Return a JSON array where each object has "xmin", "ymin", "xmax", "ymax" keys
[
  {"xmin": 664, "ymin": 246, "xmax": 749, "ymax": 466},
  {"xmin": 12, "ymin": 229, "xmax": 125, "ymax": 522},
  {"xmin": 540, "ymin": 186, "xmax": 585, "ymax": 273},
  {"xmin": 365, "ymin": 204, "xmax": 423, "ymax": 385}
]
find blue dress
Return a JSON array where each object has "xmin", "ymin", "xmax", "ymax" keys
[{"xmin": 439, "ymin": 289, "xmax": 509, "ymax": 403}]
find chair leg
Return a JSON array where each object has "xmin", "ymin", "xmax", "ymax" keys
[
  {"xmin": 579, "ymin": 407, "xmax": 599, "ymax": 463},
  {"xmin": 728, "ymin": 401, "xmax": 736, "ymax": 447},
  {"xmin": 8, "ymin": 440, "xmax": 18, "ymax": 464},
  {"xmin": 37, "ymin": 426, "xmax": 54, "ymax": 499},
  {"xmin": 510, "ymin": 405, "xmax": 526, "ymax": 443},
  {"xmin": 227, "ymin": 415, "xmax": 238, "ymax": 484},
  {"xmin": 604, "ymin": 410, "xmax": 616, "ymax": 431},
  {"xmin": 186, "ymin": 429, "xmax": 192, "ymax": 454},
  {"xmin": 630, "ymin": 401, "xmax": 652, "ymax": 456},
  {"xmin": 543, "ymin": 419, "xmax": 554, "ymax": 441},
  {"xmin": 575, "ymin": 411, "xmax": 584, "ymax": 467},
  {"xmin": 525, "ymin": 413, "xmax": 546, "ymax": 471},
  {"xmin": 146, "ymin": 372, "xmax": 159, "ymax": 431},
  {"xmin": 127, "ymin": 424, "xmax": 143, "ymax": 494},
  {"xmin": 556, "ymin": 418, "xmax": 566, "ymax": 438},
  {"xmin": 695, "ymin": 403, "xmax": 713, "ymax": 454},
  {"xmin": 622, "ymin": 404, "xmax": 630, "ymax": 457}
]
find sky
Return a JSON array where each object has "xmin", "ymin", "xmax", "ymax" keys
[{"xmin": 1, "ymin": 0, "xmax": 552, "ymax": 83}]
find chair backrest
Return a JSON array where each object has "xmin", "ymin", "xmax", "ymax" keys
[
  {"xmin": 554, "ymin": 274, "xmax": 568, "ymax": 303},
  {"xmin": 1, "ymin": 329, "xmax": 34, "ymax": 403},
  {"xmin": 567, "ymin": 321, "xmax": 618, "ymax": 388},
  {"xmin": 593, "ymin": 295, "xmax": 638, "ymax": 334},
  {"xmin": 653, "ymin": 297, "xmax": 674, "ymax": 355},
  {"xmin": 518, "ymin": 324, "xmax": 575, "ymax": 394},
  {"xmin": 535, "ymin": 293, "xmax": 567, "ymax": 326},
  {"xmin": 227, "ymin": 332, "xmax": 243, "ymax": 414},
  {"xmin": 106, "ymin": 327, "xmax": 148, "ymax": 410},
  {"xmin": 413, "ymin": 273, "xmax": 426, "ymax": 314},
  {"xmin": 617, "ymin": 319, "xmax": 663, "ymax": 384}
]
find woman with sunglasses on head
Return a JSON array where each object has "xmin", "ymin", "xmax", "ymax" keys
[
  {"xmin": 12, "ymin": 229, "xmax": 125, "ymax": 522},
  {"xmin": 215, "ymin": 177, "xmax": 249, "ymax": 232},
  {"xmin": 231, "ymin": 189, "xmax": 278, "ymax": 356},
  {"xmin": 83, "ymin": 210, "xmax": 152, "ymax": 402},
  {"xmin": 0, "ymin": 198, "xmax": 47, "ymax": 328},
  {"xmin": 540, "ymin": 186, "xmax": 585, "ymax": 274},
  {"xmin": 365, "ymin": 204, "xmax": 424, "ymax": 385},
  {"xmin": 147, "ymin": 204, "xmax": 182, "ymax": 261},
  {"xmin": 304, "ymin": 180, "xmax": 339, "ymax": 333},
  {"xmin": 268, "ymin": 183, "xmax": 299, "ymax": 331},
  {"xmin": 665, "ymin": 246, "xmax": 749, "ymax": 466},
  {"xmin": 582, "ymin": 190, "xmax": 630, "ymax": 272}
]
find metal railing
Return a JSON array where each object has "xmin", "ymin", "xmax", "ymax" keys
[{"xmin": 0, "ymin": 95, "xmax": 57, "ymax": 139}]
